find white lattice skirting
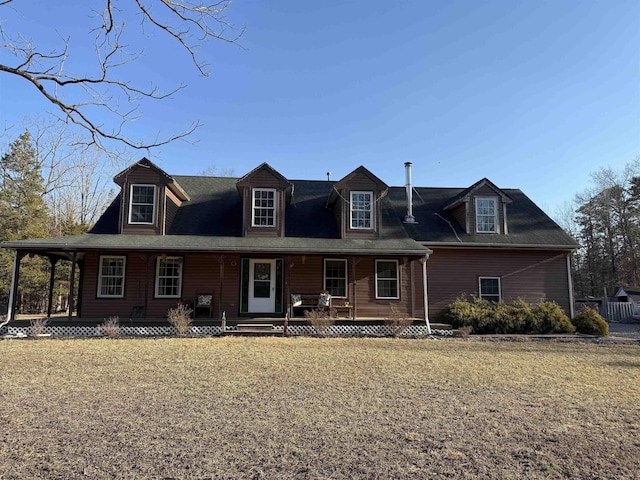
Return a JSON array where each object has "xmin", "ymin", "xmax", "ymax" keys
[
  {"xmin": 7, "ymin": 325, "xmax": 223, "ymax": 337},
  {"xmin": 6, "ymin": 324, "xmax": 451, "ymax": 337},
  {"xmin": 276, "ymin": 324, "xmax": 441, "ymax": 336}
]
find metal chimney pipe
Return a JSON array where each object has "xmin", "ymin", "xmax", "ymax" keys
[{"xmin": 404, "ymin": 162, "xmax": 416, "ymax": 223}]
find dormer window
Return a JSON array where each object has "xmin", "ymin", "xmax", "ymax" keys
[
  {"xmin": 351, "ymin": 191, "xmax": 373, "ymax": 229},
  {"xmin": 129, "ymin": 184, "xmax": 156, "ymax": 224},
  {"xmin": 476, "ymin": 197, "xmax": 498, "ymax": 233},
  {"xmin": 252, "ymin": 188, "xmax": 276, "ymax": 227}
]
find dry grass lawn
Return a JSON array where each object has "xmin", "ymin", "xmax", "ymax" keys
[{"xmin": 1, "ymin": 337, "xmax": 639, "ymax": 479}]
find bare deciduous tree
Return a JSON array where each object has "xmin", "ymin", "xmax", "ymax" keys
[
  {"xmin": 0, "ymin": 1, "xmax": 243, "ymax": 151},
  {"xmin": 200, "ymin": 165, "xmax": 235, "ymax": 177}
]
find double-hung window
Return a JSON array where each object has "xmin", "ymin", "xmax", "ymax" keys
[
  {"xmin": 479, "ymin": 277, "xmax": 501, "ymax": 303},
  {"xmin": 252, "ymin": 188, "xmax": 276, "ymax": 227},
  {"xmin": 351, "ymin": 191, "xmax": 373, "ymax": 229},
  {"xmin": 129, "ymin": 184, "xmax": 156, "ymax": 224},
  {"xmin": 324, "ymin": 259, "xmax": 347, "ymax": 297},
  {"xmin": 155, "ymin": 256, "xmax": 183, "ymax": 298},
  {"xmin": 375, "ymin": 260, "xmax": 399, "ymax": 299},
  {"xmin": 97, "ymin": 256, "xmax": 126, "ymax": 298},
  {"xmin": 475, "ymin": 197, "xmax": 498, "ymax": 233}
]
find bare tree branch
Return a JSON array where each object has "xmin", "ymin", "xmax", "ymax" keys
[{"xmin": 0, "ymin": 0, "xmax": 243, "ymax": 152}]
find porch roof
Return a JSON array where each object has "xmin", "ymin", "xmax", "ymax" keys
[{"xmin": 0, "ymin": 233, "xmax": 430, "ymax": 257}]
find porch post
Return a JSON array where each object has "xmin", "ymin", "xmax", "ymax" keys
[
  {"xmin": 68, "ymin": 252, "xmax": 77, "ymax": 320},
  {"xmin": 350, "ymin": 257, "xmax": 360, "ymax": 319},
  {"xmin": 6, "ymin": 250, "xmax": 26, "ymax": 323},
  {"xmin": 47, "ymin": 257, "xmax": 59, "ymax": 318},
  {"xmin": 566, "ymin": 253, "xmax": 575, "ymax": 318},
  {"xmin": 218, "ymin": 255, "xmax": 225, "ymax": 319},
  {"xmin": 421, "ymin": 254, "xmax": 432, "ymax": 335},
  {"xmin": 76, "ymin": 258, "xmax": 85, "ymax": 318}
]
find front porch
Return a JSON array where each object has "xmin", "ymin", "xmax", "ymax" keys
[{"xmin": 3, "ymin": 313, "xmax": 442, "ymax": 337}]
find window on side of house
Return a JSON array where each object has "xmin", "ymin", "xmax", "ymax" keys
[
  {"xmin": 350, "ymin": 191, "xmax": 373, "ymax": 229},
  {"xmin": 375, "ymin": 260, "xmax": 399, "ymax": 299},
  {"xmin": 129, "ymin": 184, "xmax": 156, "ymax": 224},
  {"xmin": 479, "ymin": 276, "xmax": 501, "ymax": 302},
  {"xmin": 97, "ymin": 256, "xmax": 126, "ymax": 298},
  {"xmin": 155, "ymin": 256, "xmax": 183, "ymax": 298},
  {"xmin": 324, "ymin": 259, "xmax": 347, "ymax": 297},
  {"xmin": 475, "ymin": 197, "xmax": 498, "ymax": 233},
  {"xmin": 252, "ymin": 188, "xmax": 276, "ymax": 227}
]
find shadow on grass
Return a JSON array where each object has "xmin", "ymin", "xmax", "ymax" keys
[{"xmin": 606, "ymin": 360, "xmax": 640, "ymax": 368}]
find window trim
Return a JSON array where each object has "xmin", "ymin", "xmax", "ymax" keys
[
  {"xmin": 251, "ymin": 188, "xmax": 277, "ymax": 228},
  {"xmin": 97, "ymin": 255, "xmax": 126, "ymax": 298},
  {"xmin": 154, "ymin": 256, "xmax": 183, "ymax": 298},
  {"xmin": 350, "ymin": 191, "xmax": 373, "ymax": 230},
  {"xmin": 478, "ymin": 276, "xmax": 501, "ymax": 302},
  {"xmin": 475, "ymin": 196, "xmax": 498, "ymax": 233},
  {"xmin": 128, "ymin": 184, "xmax": 157, "ymax": 225},
  {"xmin": 375, "ymin": 259, "xmax": 400, "ymax": 300},
  {"xmin": 323, "ymin": 258, "xmax": 348, "ymax": 298}
]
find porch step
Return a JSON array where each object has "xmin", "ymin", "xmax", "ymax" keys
[
  {"xmin": 224, "ymin": 323, "xmax": 283, "ymax": 336},
  {"xmin": 237, "ymin": 323, "xmax": 276, "ymax": 330}
]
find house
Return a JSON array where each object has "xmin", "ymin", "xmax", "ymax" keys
[
  {"xmin": 0, "ymin": 159, "xmax": 578, "ymax": 335},
  {"xmin": 614, "ymin": 287, "xmax": 640, "ymax": 304}
]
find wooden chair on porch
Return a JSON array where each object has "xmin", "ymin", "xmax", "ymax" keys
[{"xmin": 194, "ymin": 293, "xmax": 213, "ymax": 318}]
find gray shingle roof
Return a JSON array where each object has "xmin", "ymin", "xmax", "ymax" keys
[
  {"xmin": 388, "ymin": 187, "xmax": 578, "ymax": 247},
  {"xmin": 2, "ymin": 173, "xmax": 577, "ymax": 253}
]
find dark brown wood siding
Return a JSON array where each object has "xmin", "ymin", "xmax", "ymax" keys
[
  {"xmin": 240, "ymin": 170, "xmax": 286, "ymax": 237},
  {"xmin": 335, "ymin": 174, "xmax": 385, "ymax": 240},
  {"xmin": 450, "ymin": 203, "xmax": 467, "ymax": 232},
  {"xmin": 288, "ymin": 255, "xmax": 324, "ymax": 294},
  {"xmin": 81, "ymin": 252, "xmax": 153, "ymax": 318},
  {"xmin": 73, "ymin": 252, "xmax": 424, "ymax": 319},
  {"xmin": 426, "ymin": 248, "xmax": 571, "ymax": 320},
  {"xmin": 120, "ymin": 167, "xmax": 169, "ymax": 235},
  {"xmin": 81, "ymin": 252, "xmax": 244, "ymax": 318},
  {"xmin": 351, "ymin": 256, "xmax": 416, "ymax": 318}
]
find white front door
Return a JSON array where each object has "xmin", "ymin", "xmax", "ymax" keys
[{"xmin": 248, "ymin": 259, "xmax": 276, "ymax": 313}]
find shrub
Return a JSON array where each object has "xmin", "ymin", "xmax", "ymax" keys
[
  {"xmin": 457, "ymin": 325, "xmax": 472, "ymax": 339},
  {"xmin": 168, "ymin": 303, "xmax": 193, "ymax": 337},
  {"xmin": 531, "ymin": 301, "xmax": 575, "ymax": 334},
  {"xmin": 304, "ymin": 309, "xmax": 334, "ymax": 337},
  {"xmin": 441, "ymin": 297, "xmax": 575, "ymax": 335},
  {"xmin": 99, "ymin": 316, "xmax": 120, "ymax": 338},
  {"xmin": 440, "ymin": 296, "xmax": 495, "ymax": 334},
  {"xmin": 384, "ymin": 304, "xmax": 413, "ymax": 337},
  {"xmin": 30, "ymin": 317, "xmax": 49, "ymax": 337},
  {"xmin": 572, "ymin": 307, "xmax": 609, "ymax": 336}
]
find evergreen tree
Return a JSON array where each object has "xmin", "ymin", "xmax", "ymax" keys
[{"xmin": 0, "ymin": 131, "xmax": 51, "ymax": 313}]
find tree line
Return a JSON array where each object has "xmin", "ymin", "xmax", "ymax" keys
[
  {"xmin": 0, "ymin": 125, "xmax": 114, "ymax": 314},
  {"xmin": 566, "ymin": 158, "xmax": 640, "ymax": 299}
]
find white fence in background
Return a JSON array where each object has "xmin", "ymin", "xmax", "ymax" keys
[{"xmin": 600, "ymin": 302, "xmax": 638, "ymax": 323}]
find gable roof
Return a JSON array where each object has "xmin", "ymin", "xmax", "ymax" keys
[
  {"xmin": 327, "ymin": 165, "xmax": 388, "ymax": 207},
  {"xmin": 444, "ymin": 177, "xmax": 512, "ymax": 211},
  {"xmin": 615, "ymin": 287, "xmax": 640, "ymax": 299},
  {"xmin": 235, "ymin": 162, "xmax": 293, "ymax": 189},
  {"xmin": 113, "ymin": 157, "xmax": 190, "ymax": 201}
]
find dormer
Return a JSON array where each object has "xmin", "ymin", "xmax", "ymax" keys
[
  {"xmin": 113, "ymin": 158, "xmax": 189, "ymax": 235},
  {"xmin": 444, "ymin": 178, "xmax": 511, "ymax": 235},
  {"xmin": 326, "ymin": 166, "xmax": 388, "ymax": 239},
  {"xmin": 235, "ymin": 163, "xmax": 293, "ymax": 237}
]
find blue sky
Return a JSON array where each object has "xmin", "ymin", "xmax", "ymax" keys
[{"xmin": 1, "ymin": 0, "xmax": 639, "ymax": 214}]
